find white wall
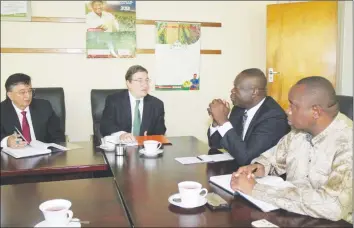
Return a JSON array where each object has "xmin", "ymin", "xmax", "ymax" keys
[
  {"xmin": 339, "ymin": 1, "xmax": 353, "ymax": 96},
  {"xmin": 1, "ymin": 1, "xmax": 352, "ymax": 142}
]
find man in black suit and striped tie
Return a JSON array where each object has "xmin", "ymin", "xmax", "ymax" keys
[{"xmin": 207, "ymin": 68, "xmax": 290, "ymax": 166}]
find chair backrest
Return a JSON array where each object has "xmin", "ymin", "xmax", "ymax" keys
[
  {"xmin": 90, "ymin": 89, "xmax": 126, "ymax": 145},
  {"xmin": 33, "ymin": 87, "xmax": 66, "ymax": 133},
  {"xmin": 337, "ymin": 95, "xmax": 353, "ymax": 120}
]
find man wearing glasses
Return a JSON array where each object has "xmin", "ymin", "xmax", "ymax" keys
[
  {"xmin": 0, "ymin": 73, "xmax": 65, "ymax": 149},
  {"xmin": 100, "ymin": 65, "xmax": 166, "ymax": 142},
  {"xmin": 207, "ymin": 68, "xmax": 289, "ymax": 167}
]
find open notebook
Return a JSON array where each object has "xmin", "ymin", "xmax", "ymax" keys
[
  {"xmin": 2, "ymin": 140, "xmax": 68, "ymax": 159},
  {"xmin": 209, "ymin": 174, "xmax": 295, "ymax": 212}
]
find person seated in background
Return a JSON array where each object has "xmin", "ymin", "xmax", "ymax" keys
[
  {"xmin": 231, "ymin": 76, "xmax": 352, "ymax": 223},
  {"xmin": 100, "ymin": 65, "xmax": 166, "ymax": 142},
  {"xmin": 1, "ymin": 73, "xmax": 65, "ymax": 149},
  {"xmin": 207, "ymin": 68, "xmax": 289, "ymax": 166}
]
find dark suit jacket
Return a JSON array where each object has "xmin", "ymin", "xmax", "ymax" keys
[
  {"xmin": 0, "ymin": 98, "xmax": 65, "ymax": 145},
  {"xmin": 100, "ymin": 90, "xmax": 166, "ymax": 137},
  {"xmin": 208, "ymin": 96, "xmax": 290, "ymax": 166}
]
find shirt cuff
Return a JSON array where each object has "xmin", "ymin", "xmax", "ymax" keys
[
  {"xmin": 251, "ymin": 157, "xmax": 272, "ymax": 176},
  {"xmin": 1, "ymin": 136, "xmax": 9, "ymax": 149},
  {"xmin": 209, "ymin": 124, "xmax": 219, "ymax": 136},
  {"xmin": 111, "ymin": 131, "xmax": 127, "ymax": 140},
  {"xmin": 217, "ymin": 121, "xmax": 233, "ymax": 137}
]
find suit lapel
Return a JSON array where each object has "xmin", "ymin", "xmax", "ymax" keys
[
  {"xmin": 123, "ymin": 91, "xmax": 132, "ymax": 131},
  {"xmin": 140, "ymin": 95, "xmax": 151, "ymax": 135},
  {"xmin": 244, "ymin": 97, "xmax": 268, "ymax": 141},
  {"xmin": 29, "ymin": 100, "xmax": 40, "ymax": 138},
  {"xmin": 5, "ymin": 99, "xmax": 22, "ymax": 133},
  {"xmin": 229, "ymin": 106, "xmax": 244, "ymax": 137}
]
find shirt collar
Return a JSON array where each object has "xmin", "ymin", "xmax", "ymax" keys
[
  {"xmin": 245, "ymin": 97, "xmax": 266, "ymax": 115},
  {"xmin": 307, "ymin": 112, "xmax": 344, "ymax": 146},
  {"xmin": 11, "ymin": 101, "xmax": 29, "ymax": 115},
  {"xmin": 128, "ymin": 91, "xmax": 144, "ymax": 105}
]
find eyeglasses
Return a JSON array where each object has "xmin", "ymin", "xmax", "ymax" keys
[
  {"xmin": 14, "ymin": 88, "xmax": 35, "ymax": 96},
  {"xmin": 131, "ymin": 78, "xmax": 151, "ymax": 84}
]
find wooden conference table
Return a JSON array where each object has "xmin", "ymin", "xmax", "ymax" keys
[
  {"xmin": 0, "ymin": 178, "xmax": 131, "ymax": 227},
  {"xmin": 1, "ymin": 142, "xmax": 109, "ymax": 184},
  {"xmin": 1, "ymin": 136, "xmax": 351, "ymax": 227},
  {"xmin": 105, "ymin": 136, "xmax": 351, "ymax": 227}
]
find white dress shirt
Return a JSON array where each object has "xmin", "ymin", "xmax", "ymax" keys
[
  {"xmin": 86, "ymin": 11, "xmax": 119, "ymax": 32},
  {"xmin": 1, "ymin": 102, "xmax": 36, "ymax": 148},
  {"xmin": 111, "ymin": 91, "xmax": 144, "ymax": 138},
  {"xmin": 209, "ymin": 98, "xmax": 266, "ymax": 140}
]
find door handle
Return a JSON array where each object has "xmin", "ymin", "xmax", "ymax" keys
[{"xmin": 268, "ymin": 68, "xmax": 279, "ymax": 82}]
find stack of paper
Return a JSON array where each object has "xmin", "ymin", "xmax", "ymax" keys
[
  {"xmin": 175, "ymin": 153, "xmax": 234, "ymax": 165},
  {"xmin": 1, "ymin": 140, "xmax": 68, "ymax": 159},
  {"xmin": 209, "ymin": 174, "xmax": 295, "ymax": 212},
  {"xmin": 2, "ymin": 146, "xmax": 51, "ymax": 159}
]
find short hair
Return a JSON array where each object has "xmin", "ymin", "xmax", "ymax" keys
[
  {"xmin": 5, "ymin": 73, "xmax": 31, "ymax": 92},
  {"xmin": 296, "ymin": 76, "xmax": 337, "ymax": 108},
  {"xmin": 239, "ymin": 68, "xmax": 267, "ymax": 89},
  {"xmin": 125, "ymin": 65, "xmax": 148, "ymax": 81},
  {"xmin": 91, "ymin": 0, "xmax": 103, "ymax": 5}
]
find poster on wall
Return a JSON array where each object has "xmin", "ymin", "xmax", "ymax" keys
[
  {"xmin": 1, "ymin": 1, "xmax": 31, "ymax": 21},
  {"xmin": 85, "ymin": 0, "xmax": 136, "ymax": 58},
  {"xmin": 155, "ymin": 22, "xmax": 201, "ymax": 90}
]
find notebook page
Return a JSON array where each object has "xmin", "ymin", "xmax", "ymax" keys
[
  {"xmin": 29, "ymin": 140, "xmax": 48, "ymax": 150},
  {"xmin": 208, "ymin": 153, "xmax": 234, "ymax": 162},
  {"xmin": 175, "ymin": 157, "xmax": 206, "ymax": 165},
  {"xmin": 197, "ymin": 153, "xmax": 234, "ymax": 162},
  {"xmin": 47, "ymin": 143, "xmax": 69, "ymax": 151},
  {"xmin": 2, "ymin": 146, "xmax": 51, "ymax": 159},
  {"xmin": 209, "ymin": 174, "xmax": 295, "ymax": 212}
]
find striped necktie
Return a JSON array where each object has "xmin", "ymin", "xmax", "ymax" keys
[{"xmin": 241, "ymin": 110, "xmax": 248, "ymax": 139}]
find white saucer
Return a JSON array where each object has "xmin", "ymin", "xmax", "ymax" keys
[
  {"xmin": 168, "ymin": 193, "xmax": 207, "ymax": 209},
  {"xmin": 34, "ymin": 219, "xmax": 81, "ymax": 227},
  {"xmin": 139, "ymin": 148, "xmax": 163, "ymax": 157}
]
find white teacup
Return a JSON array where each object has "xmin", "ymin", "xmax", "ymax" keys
[
  {"xmin": 143, "ymin": 140, "xmax": 162, "ymax": 155},
  {"xmin": 178, "ymin": 181, "xmax": 208, "ymax": 207},
  {"xmin": 39, "ymin": 199, "xmax": 73, "ymax": 225}
]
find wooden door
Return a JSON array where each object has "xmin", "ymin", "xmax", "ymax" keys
[{"xmin": 266, "ymin": 1, "xmax": 338, "ymax": 110}]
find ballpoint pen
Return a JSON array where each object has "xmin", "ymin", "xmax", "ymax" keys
[{"xmin": 14, "ymin": 126, "xmax": 29, "ymax": 144}]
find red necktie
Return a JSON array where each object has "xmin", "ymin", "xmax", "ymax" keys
[{"xmin": 21, "ymin": 111, "xmax": 31, "ymax": 143}]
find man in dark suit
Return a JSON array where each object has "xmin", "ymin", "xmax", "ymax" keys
[
  {"xmin": 208, "ymin": 68, "xmax": 290, "ymax": 166},
  {"xmin": 100, "ymin": 65, "xmax": 166, "ymax": 141},
  {"xmin": 1, "ymin": 73, "xmax": 65, "ymax": 149}
]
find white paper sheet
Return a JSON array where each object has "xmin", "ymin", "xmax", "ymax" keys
[
  {"xmin": 209, "ymin": 174, "xmax": 295, "ymax": 212},
  {"xmin": 175, "ymin": 157, "xmax": 205, "ymax": 165}
]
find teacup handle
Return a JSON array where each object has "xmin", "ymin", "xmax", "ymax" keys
[
  {"xmin": 199, "ymin": 188, "xmax": 208, "ymax": 198},
  {"xmin": 66, "ymin": 210, "xmax": 73, "ymax": 223},
  {"xmin": 156, "ymin": 142, "xmax": 162, "ymax": 150}
]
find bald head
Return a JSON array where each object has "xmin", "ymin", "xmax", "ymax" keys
[{"xmin": 295, "ymin": 76, "xmax": 338, "ymax": 114}]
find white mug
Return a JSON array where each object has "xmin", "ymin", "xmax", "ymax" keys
[
  {"xmin": 143, "ymin": 140, "xmax": 162, "ymax": 155},
  {"xmin": 39, "ymin": 199, "xmax": 73, "ymax": 225},
  {"xmin": 178, "ymin": 181, "xmax": 208, "ymax": 207}
]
